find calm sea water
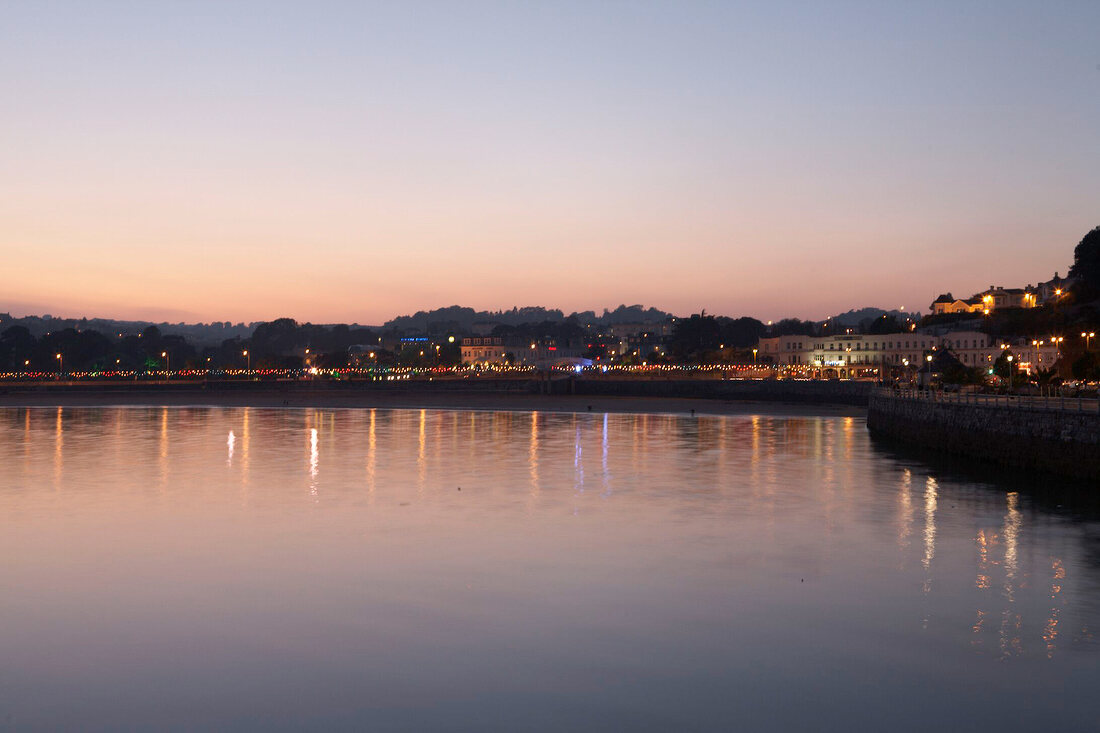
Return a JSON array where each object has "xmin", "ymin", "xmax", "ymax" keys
[{"xmin": 0, "ymin": 406, "xmax": 1097, "ymax": 731}]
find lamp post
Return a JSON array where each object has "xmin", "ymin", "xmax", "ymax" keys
[
  {"xmin": 1082, "ymin": 332, "xmax": 1095, "ymax": 351},
  {"xmin": 752, "ymin": 348, "xmax": 758, "ymax": 364},
  {"xmin": 162, "ymin": 351, "xmax": 169, "ymax": 376},
  {"xmin": 56, "ymin": 353, "xmax": 62, "ymax": 377},
  {"xmin": 1006, "ymin": 354, "xmax": 1014, "ymax": 390},
  {"xmin": 243, "ymin": 350, "xmax": 250, "ymax": 373},
  {"xmin": 1051, "ymin": 336, "xmax": 1063, "ymax": 362}
]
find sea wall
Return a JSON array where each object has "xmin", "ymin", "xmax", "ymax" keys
[{"xmin": 867, "ymin": 390, "xmax": 1100, "ymax": 480}]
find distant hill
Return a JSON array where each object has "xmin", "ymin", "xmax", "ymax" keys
[
  {"xmin": 0, "ymin": 313, "xmax": 256, "ymax": 346},
  {"xmin": 383, "ymin": 304, "xmax": 677, "ymax": 332},
  {"xmin": 2, "ymin": 303, "xmax": 925, "ymax": 345}
]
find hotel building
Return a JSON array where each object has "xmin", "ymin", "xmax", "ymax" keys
[{"xmin": 757, "ymin": 331, "xmax": 1060, "ymax": 377}]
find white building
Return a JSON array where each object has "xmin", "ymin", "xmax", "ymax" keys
[
  {"xmin": 756, "ymin": 331, "xmax": 1061, "ymax": 377},
  {"xmin": 461, "ymin": 337, "xmax": 507, "ymax": 365}
]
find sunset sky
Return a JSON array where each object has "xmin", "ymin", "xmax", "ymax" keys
[{"xmin": 2, "ymin": 1, "xmax": 1097, "ymax": 325}]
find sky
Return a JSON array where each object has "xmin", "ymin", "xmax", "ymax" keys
[{"xmin": 1, "ymin": 1, "xmax": 1097, "ymax": 325}]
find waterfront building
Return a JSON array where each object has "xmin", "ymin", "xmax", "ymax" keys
[
  {"xmin": 756, "ymin": 331, "xmax": 1061, "ymax": 378},
  {"xmin": 461, "ymin": 337, "xmax": 507, "ymax": 365}
]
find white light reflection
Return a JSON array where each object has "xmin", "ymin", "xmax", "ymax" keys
[
  {"xmin": 601, "ymin": 412, "xmax": 611, "ymax": 497},
  {"xmin": 309, "ymin": 427, "xmax": 319, "ymax": 496},
  {"xmin": 922, "ymin": 476, "xmax": 938, "ymax": 576},
  {"xmin": 572, "ymin": 419, "xmax": 584, "ymax": 514},
  {"xmin": 921, "ymin": 476, "xmax": 938, "ymax": 630},
  {"xmin": 227, "ymin": 430, "xmax": 235, "ymax": 465},
  {"xmin": 897, "ymin": 467, "xmax": 913, "ymax": 549},
  {"xmin": 999, "ymin": 491, "xmax": 1022, "ymax": 659}
]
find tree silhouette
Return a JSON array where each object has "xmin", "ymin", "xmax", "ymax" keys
[{"xmin": 1069, "ymin": 226, "xmax": 1100, "ymax": 301}]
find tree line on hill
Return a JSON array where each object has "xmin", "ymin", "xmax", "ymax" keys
[
  {"xmin": 383, "ymin": 304, "xmax": 676, "ymax": 334},
  {"xmin": 0, "ymin": 321, "xmax": 378, "ymax": 373}
]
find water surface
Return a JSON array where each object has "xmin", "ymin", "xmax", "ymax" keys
[{"xmin": 1, "ymin": 407, "xmax": 1097, "ymax": 731}]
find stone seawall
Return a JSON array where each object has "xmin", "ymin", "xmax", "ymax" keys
[{"xmin": 867, "ymin": 391, "xmax": 1100, "ymax": 480}]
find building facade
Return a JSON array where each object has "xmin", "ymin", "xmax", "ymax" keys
[
  {"xmin": 930, "ymin": 293, "xmax": 984, "ymax": 315},
  {"xmin": 757, "ymin": 331, "xmax": 1061, "ymax": 377},
  {"xmin": 460, "ymin": 337, "xmax": 507, "ymax": 365}
]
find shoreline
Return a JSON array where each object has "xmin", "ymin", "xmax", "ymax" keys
[{"xmin": 0, "ymin": 388, "xmax": 865, "ymax": 417}]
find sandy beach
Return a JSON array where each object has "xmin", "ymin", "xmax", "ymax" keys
[{"xmin": 0, "ymin": 387, "xmax": 865, "ymax": 417}]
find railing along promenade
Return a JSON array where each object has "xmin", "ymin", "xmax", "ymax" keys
[{"xmin": 882, "ymin": 387, "xmax": 1100, "ymax": 414}]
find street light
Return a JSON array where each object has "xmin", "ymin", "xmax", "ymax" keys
[
  {"xmin": 1082, "ymin": 332, "xmax": 1095, "ymax": 350},
  {"xmin": 1006, "ymin": 354, "xmax": 1014, "ymax": 390},
  {"xmin": 1051, "ymin": 336, "xmax": 1064, "ymax": 361},
  {"xmin": 243, "ymin": 350, "xmax": 250, "ymax": 372},
  {"xmin": 56, "ymin": 353, "xmax": 62, "ymax": 376},
  {"xmin": 752, "ymin": 348, "xmax": 758, "ymax": 364},
  {"xmin": 162, "ymin": 351, "xmax": 169, "ymax": 375}
]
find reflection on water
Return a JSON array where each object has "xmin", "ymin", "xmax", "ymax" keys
[{"xmin": 1, "ymin": 407, "xmax": 1098, "ymax": 731}]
